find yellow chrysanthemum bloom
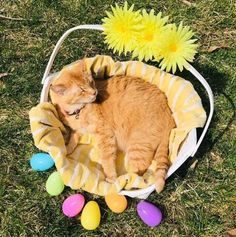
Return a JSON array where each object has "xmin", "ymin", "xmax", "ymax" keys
[
  {"xmin": 132, "ymin": 9, "xmax": 168, "ymax": 61},
  {"xmin": 155, "ymin": 23, "xmax": 198, "ymax": 73},
  {"xmin": 102, "ymin": 2, "xmax": 142, "ymax": 55}
]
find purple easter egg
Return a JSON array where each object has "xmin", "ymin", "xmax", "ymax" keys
[
  {"xmin": 137, "ymin": 201, "xmax": 163, "ymax": 227},
  {"xmin": 62, "ymin": 194, "xmax": 85, "ymax": 217}
]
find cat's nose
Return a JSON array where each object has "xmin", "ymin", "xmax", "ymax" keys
[{"xmin": 92, "ymin": 90, "xmax": 97, "ymax": 96}]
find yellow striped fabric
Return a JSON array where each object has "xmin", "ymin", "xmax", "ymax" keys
[{"xmin": 29, "ymin": 55, "xmax": 206, "ymax": 196}]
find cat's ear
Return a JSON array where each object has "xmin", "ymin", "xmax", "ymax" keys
[
  {"xmin": 50, "ymin": 84, "xmax": 67, "ymax": 95},
  {"xmin": 79, "ymin": 59, "xmax": 87, "ymax": 73}
]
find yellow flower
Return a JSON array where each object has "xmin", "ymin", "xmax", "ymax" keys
[
  {"xmin": 132, "ymin": 9, "xmax": 168, "ymax": 61},
  {"xmin": 102, "ymin": 2, "xmax": 142, "ymax": 55},
  {"xmin": 155, "ymin": 23, "xmax": 198, "ymax": 73}
]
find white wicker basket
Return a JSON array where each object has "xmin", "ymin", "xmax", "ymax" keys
[{"xmin": 40, "ymin": 25, "xmax": 214, "ymax": 199}]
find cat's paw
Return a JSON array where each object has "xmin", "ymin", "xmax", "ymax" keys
[
  {"xmin": 155, "ymin": 179, "xmax": 165, "ymax": 193},
  {"xmin": 103, "ymin": 165, "xmax": 117, "ymax": 183},
  {"xmin": 154, "ymin": 169, "xmax": 166, "ymax": 193},
  {"xmin": 143, "ymin": 169, "xmax": 155, "ymax": 184},
  {"xmin": 105, "ymin": 176, "xmax": 117, "ymax": 183},
  {"xmin": 105, "ymin": 171, "xmax": 117, "ymax": 183}
]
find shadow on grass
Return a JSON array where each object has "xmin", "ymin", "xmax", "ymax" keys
[{"xmin": 169, "ymin": 63, "xmax": 236, "ymax": 179}]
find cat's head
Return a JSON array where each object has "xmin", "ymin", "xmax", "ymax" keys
[{"xmin": 50, "ymin": 60, "xmax": 97, "ymax": 115}]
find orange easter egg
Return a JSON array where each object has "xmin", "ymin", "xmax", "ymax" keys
[{"xmin": 105, "ymin": 194, "xmax": 127, "ymax": 213}]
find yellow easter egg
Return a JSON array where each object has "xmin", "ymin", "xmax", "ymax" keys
[
  {"xmin": 105, "ymin": 194, "xmax": 127, "ymax": 213},
  {"xmin": 81, "ymin": 201, "xmax": 101, "ymax": 230}
]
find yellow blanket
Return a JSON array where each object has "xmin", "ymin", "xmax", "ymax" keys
[{"xmin": 29, "ymin": 55, "xmax": 206, "ymax": 196}]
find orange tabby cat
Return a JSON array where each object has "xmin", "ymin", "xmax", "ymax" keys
[{"xmin": 50, "ymin": 59, "xmax": 175, "ymax": 192}]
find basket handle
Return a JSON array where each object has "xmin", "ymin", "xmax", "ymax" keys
[
  {"xmin": 41, "ymin": 24, "xmax": 214, "ymax": 176},
  {"xmin": 41, "ymin": 24, "xmax": 104, "ymax": 84},
  {"xmin": 187, "ymin": 64, "xmax": 214, "ymax": 157}
]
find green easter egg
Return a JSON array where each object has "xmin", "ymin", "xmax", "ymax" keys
[{"xmin": 46, "ymin": 171, "xmax": 64, "ymax": 196}]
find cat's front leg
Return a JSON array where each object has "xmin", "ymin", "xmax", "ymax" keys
[
  {"xmin": 66, "ymin": 131, "xmax": 81, "ymax": 154},
  {"xmin": 96, "ymin": 128, "xmax": 117, "ymax": 183}
]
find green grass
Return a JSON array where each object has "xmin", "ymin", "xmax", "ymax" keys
[{"xmin": 0, "ymin": 0, "xmax": 235, "ymax": 236}]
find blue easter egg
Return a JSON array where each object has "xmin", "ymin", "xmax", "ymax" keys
[{"xmin": 30, "ymin": 153, "xmax": 55, "ymax": 171}]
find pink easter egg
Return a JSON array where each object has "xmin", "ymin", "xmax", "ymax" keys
[{"xmin": 62, "ymin": 194, "xmax": 85, "ymax": 217}]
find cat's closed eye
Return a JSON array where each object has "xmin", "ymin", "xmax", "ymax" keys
[{"xmin": 80, "ymin": 87, "xmax": 86, "ymax": 93}]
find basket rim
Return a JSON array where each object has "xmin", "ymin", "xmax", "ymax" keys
[
  {"xmin": 38, "ymin": 25, "xmax": 214, "ymax": 198},
  {"xmin": 40, "ymin": 57, "xmax": 198, "ymax": 198}
]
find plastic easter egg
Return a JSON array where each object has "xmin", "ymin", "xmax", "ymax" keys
[
  {"xmin": 81, "ymin": 201, "xmax": 101, "ymax": 230},
  {"xmin": 62, "ymin": 194, "xmax": 85, "ymax": 217},
  {"xmin": 105, "ymin": 194, "xmax": 127, "ymax": 213},
  {"xmin": 30, "ymin": 153, "xmax": 54, "ymax": 171},
  {"xmin": 137, "ymin": 201, "xmax": 162, "ymax": 227},
  {"xmin": 46, "ymin": 171, "xmax": 64, "ymax": 196}
]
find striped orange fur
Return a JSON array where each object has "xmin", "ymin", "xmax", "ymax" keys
[{"xmin": 50, "ymin": 59, "xmax": 175, "ymax": 192}]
